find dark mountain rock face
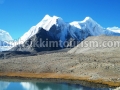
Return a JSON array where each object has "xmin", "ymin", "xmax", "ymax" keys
[
  {"xmin": 10, "ymin": 25, "xmax": 88, "ymax": 53},
  {"xmin": 0, "ymin": 24, "xmax": 92, "ymax": 59},
  {"xmin": 11, "ymin": 27, "xmax": 61, "ymax": 52}
]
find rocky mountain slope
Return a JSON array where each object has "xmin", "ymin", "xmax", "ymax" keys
[{"xmin": 68, "ymin": 35, "xmax": 120, "ymax": 54}]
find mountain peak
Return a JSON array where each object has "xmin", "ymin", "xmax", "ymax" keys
[
  {"xmin": 42, "ymin": 14, "xmax": 51, "ymax": 21},
  {"xmin": 0, "ymin": 29, "xmax": 8, "ymax": 34},
  {"xmin": 85, "ymin": 16, "xmax": 92, "ymax": 20},
  {"xmin": 42, "ymin": 14, "xmax": 60, "ymax": 21},
  {"xmin": 19, "ymin": 15, "xmax": 65, "ymax": 43},
  {"xmin": 82, "ymin": 16, "xmax": 94, "ymax": 22},
  {"xmin": 53, "ymin": 15, "xmax": 61, "ymax": 19},
  {"xmin": 37, "ymin": 15, "xmax": 63, "ymax": 30},
  {"xmin": 0, "ymin": 29, "xmax": 13, "ymax": 41}
]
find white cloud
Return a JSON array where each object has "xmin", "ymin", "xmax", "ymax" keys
[{"xmin": 0, "ymin": 81, "xmax": 10, "ymax": 90}]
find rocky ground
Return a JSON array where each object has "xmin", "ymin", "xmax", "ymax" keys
[
  {"xmin": 0, "ymin": 36, "xmax": 120, "ymax": 87},
  {"xmin": 0, "ymin": 51, "xmax": 120, "ymax": 87}
]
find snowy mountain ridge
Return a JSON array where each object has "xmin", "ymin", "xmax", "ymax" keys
[
  {"xmin": 16, "ymin": 14, "xmax": 120, "ymax": 51},
  {"xmin": 19, "ymin": 15, "xmax": 120, "ymax": 45},
  {"xmin": 107, "ymin": 26, "xmax": 120, "ymax": 33},
  {"xmin": 70, "ymin": 16, "xmax": 105, "ymax": 36},
  {"xmin": 1, "ymin": 15, "xmax": 120, "ymax": 51},
  {"xmin": 19, "ymin": 15, "xmax": 66, "ymax": 43}
]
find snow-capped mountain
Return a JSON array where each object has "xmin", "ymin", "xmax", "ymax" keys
[
  {"xmin": 0, "ymin": 29, "xmax": 13, "ymax": 41},
  {"xmin": 70, "ymin": 17, "xmax": 105, "ymax": 35},
  {"xmin": 0, "ymin": 29, "xmax": 13, "ymax": 51},
  {"xmin": 10, "ymin": 14, "xmax": 120, "ymax": 52},
  {"xmin": 19, "ymin": 15, "xmax": 120, "ymax": 48},
  {"xmin": 70, "ymin": 17, "xmax": 120, "ymax": 36},
  {"xmin": 19, "ymin": 15, "xmax": 68, "ymax": 43},
  {"xmin": 20, "ymin": 15, "xmax": 120, "ymax": 42},
  {"xmin": 107, "ymin": 26, "xmax": 120, "ymax": 33}
]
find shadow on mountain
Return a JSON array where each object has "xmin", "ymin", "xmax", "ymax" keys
[{"xmin": 0, "ymin": 25, "xmax": 83, "ymax": 59}]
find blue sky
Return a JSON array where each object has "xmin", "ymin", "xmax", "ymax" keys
[{"xmin": 0, "ymin": 0, "xmax": 120, "ymax": 39}]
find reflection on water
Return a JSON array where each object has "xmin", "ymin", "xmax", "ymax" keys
[
  {"xmin": 0, "ymin": 81, "xmax": 10, "ymax": 90},
  {"xmin": 113, "ymin": 87, "xmax": 120, "ymax": 90},
  {"xmin": 0, "ymin": 80, "xmax": 118, "ymax": 90},
  {"xmin": 21, "ymin": 82, "xmax": 39, "ymax": 90}
]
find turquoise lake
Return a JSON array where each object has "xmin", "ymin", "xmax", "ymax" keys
[{"xmin": 0, "ymin": 80, "xmax": 117, "ymax": 90}]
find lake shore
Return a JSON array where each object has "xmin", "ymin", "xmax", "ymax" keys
[
  {"xmin": 0, "ymin": 51, "xmax": 120, "ymax": 87},
  {"xmin": 0, "ymin": 72, "xmax": 120, "ymax": 88}
]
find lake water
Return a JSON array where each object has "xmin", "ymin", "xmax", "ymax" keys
[{"xmin": 0, "ymin": 80, "xmax": 117, "ymax": 90}]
